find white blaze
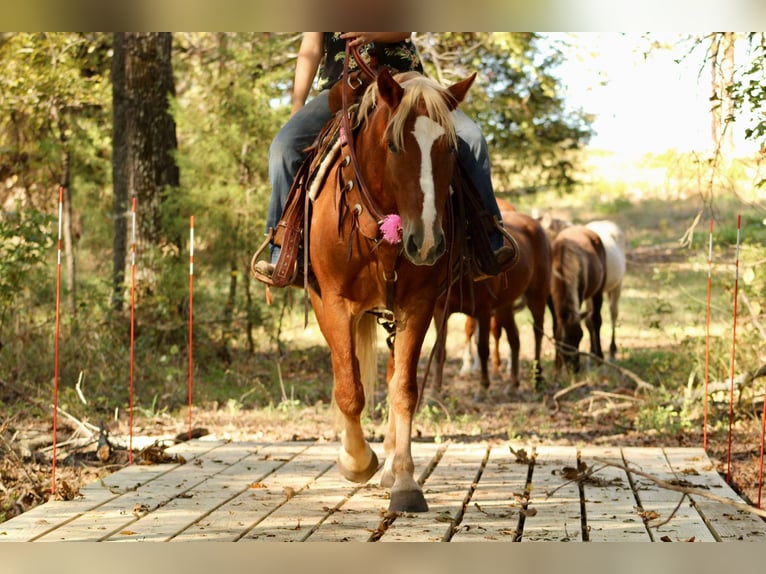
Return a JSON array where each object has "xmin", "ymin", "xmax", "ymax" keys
[{"xmin": 412, "ymin": 115, "xmax": 445, "ymax": 255}]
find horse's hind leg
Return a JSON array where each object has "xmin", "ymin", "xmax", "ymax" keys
[
  {"xmin": 586, "ymin": 292, "xmax": 605, "ymax": 361},
  {"xmin": 528, "ymin": 296, "xmax": 547, "ymax": 390},
  {"xmin": 472, "ymin": 314, "xmax": 493, "ymax": 402},
  {"xmin": 608, "ymin": 284, "xmax": 621, "ymax": 361}
]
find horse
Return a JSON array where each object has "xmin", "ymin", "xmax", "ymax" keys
[
  {"xmin": 306, "ymin": 68, "xmax": 476, "ymax": 513},
  {"xmin": 548, "ymin": 225, "xmax": 606, "ymax": 374},
  {"xmin": 584, "ymin": 220, "xmax": 626, "ymax": 361},
  {"xmin": 432, "ymin": 210, "xmax": 551, "ymax": 400},
  {"xmin": 537, "ymin": 214, "xmax": 626, "ymax": 362}
]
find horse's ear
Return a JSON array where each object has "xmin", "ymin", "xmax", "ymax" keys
[
  {"xmin": 377, "ymin": 67, "xmax": 404, "ymax": 109},
  {"xmin": 444, "ymin": 73, "xmax": 476, "ymax": 110}
]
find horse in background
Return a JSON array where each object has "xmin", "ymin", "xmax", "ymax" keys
[
  {"xmin": 432, "ymin": 210, "xmax": 551, "ymax": 400},
  {"xmin": 584, "ymin": 220, "xmax": 626, "ymax": 361},
  {"xmin": 537, "ymin": 214, "xmax": 626, "ymax": 362},
  {"xmin": 306, "ymin": 69, "xmax": 476, "ymax": 513},
  {"xmin": 549, "ymin": 225, "xmax": 606, "ymax": 373}
]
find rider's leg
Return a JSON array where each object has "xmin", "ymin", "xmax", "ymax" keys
[{"xmin": 265, "ymin": 90, "xmax": 331, "ymax": 265}]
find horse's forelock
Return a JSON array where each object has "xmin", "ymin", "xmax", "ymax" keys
[{"xmin": 358, "ymin": 73, "xmax": 457, "ymax": 151}]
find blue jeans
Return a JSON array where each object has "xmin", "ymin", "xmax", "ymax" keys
[{"xmin": 266, "ymin": 89, "xmax": 503, "ymax": 263}]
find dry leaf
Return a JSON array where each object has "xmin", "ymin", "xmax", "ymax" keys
[
  {"xmin": 250, "ymin": 481, "xmax": 267, "ymax": 489},
  {"xmin": 640, "ymin": 510, "xmax": 660, "ymax": 521},
  {"xmin": 284, "ymin": 486, "xmax": 296, "ymax": 499}
]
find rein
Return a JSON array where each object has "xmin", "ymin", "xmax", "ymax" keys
[
  {"xmin": 341, "ymin": 40, "xmax": 400, "ymax": 312},
  {"xmin": 340, "ymin": 41, "xmax": 385, "ymax": 224}
]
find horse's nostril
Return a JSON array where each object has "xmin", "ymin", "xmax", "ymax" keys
[{"xmin": 406, "ymin": 234, "xmax": 419, "ymax": 255}]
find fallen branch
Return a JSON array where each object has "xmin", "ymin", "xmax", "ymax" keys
[
  {"xmin": 552, "ymin": 380, "xmax": 590, "ymax": 412},
  {"xmin": 593, "ymin": 457, "xmax": 766, "ymax": 520}
]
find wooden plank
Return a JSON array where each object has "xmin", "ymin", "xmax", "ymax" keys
[
  {"xmin": 234, "ymin": 443, "xmax": 351, "ymax": 542},
  {"xmin": 378, "ymin": 442, "xmax": 487, "ymax": 542},
  {"xmin": 109, "ymin": 442, "xmax": 313, "ymax": 542},
  {"xmin": 578, "ymin": 446, "xmax": 649, "ymax": 541},
  {"xmin": 521, "ymin": 445, "xmax": 583, "ymax": 542},
  {"xmin": 451, "ymin": 442, "xmax": 530, "ymax": 542},
  {"xmin": 0, "ymin": 438, "xmax": 227, "ymax": 542},
  {"xmin": 34, "ymin": 441, "xmax": 281, "ymax": 541},
  {"xmin": 305, "ymin": 441, "xmax": 443, "ymax": 542},
  {"xmin": 663, "ymin": 447, "xmax": 766, "ymax": 542},
  {"xmin": 621, "ymin": 447, "xmax": 716, "ymax": 542}
]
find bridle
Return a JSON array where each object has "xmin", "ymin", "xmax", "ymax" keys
[{"xmin": 340, "ymin": 41, "xmax": 385, "ymax": 223}]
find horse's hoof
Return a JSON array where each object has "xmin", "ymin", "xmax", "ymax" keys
[
  {"xmin": 388, "ymin": 489, "xmax": 429, "ymax": 513},
  {"xmin": 472, "ymin": 388, "xmax": 489, "ymax": 403},
  {"xmin": 338, "ymin": 450, "xmax": 379, "ymax": 484}
]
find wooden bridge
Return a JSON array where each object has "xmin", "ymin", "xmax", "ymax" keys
[{"xmin": 2, "ymin": 438, "xmax": 765, "ymax": 542}]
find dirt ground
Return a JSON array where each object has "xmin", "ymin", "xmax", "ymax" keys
[{"xmin": 2, "ymin": 346, "xmax": 764, "ymax": 525}]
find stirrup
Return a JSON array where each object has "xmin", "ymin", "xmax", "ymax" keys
[{"xmin": 496, "ymin": 221, "xmax": 521, "ymax": 270}]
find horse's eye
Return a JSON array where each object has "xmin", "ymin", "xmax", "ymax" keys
[{"xmin": 387, "ymin": 140, "xmax": 398, "ymax": 153}]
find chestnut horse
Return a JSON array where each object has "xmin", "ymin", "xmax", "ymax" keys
[
  {"xmin": 307, "ymin": 69, "xmax": 475, "ymax": 513},
  {"xmin": 431, "ymin": 210, "xmax": 551, "ymax": 400},
  {"xmin": 548, "ymin": 225, "xmax": 606, "ymax": 373}
]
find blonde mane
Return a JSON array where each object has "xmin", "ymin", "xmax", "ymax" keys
[{"xmin": 357, "ymin": 72, "xmax": 458, "ymax": 151}]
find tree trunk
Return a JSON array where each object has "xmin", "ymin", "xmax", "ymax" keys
[
  {"xmin": 710, "ymin": 32, "xmax": 736, "ymax": 155},
  {"xmin": 61, "ymin": 151, "xmax": 76, "ymax": 318},
  {"xmin": 124, "ymin": 32, "xmax": 180, "ymax": 267},
  {"xmin": 112, "ymin": 32, "xmax": 128, "ymax": 312}
]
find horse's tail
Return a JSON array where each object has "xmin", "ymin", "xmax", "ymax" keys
[
  {"xmin": 332, "ymin": 313, "xmax": 379, "ymax": 428},
  {"xmin": 355, "ymin": 313, "xmax": 379, "ymax": 414}
]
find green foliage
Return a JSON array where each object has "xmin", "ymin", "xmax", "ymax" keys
[
  {"xmin": 0, "ymin": 208, "xmax": 53, "ymax": 321},
  {"xmin": 415, "ymin": 32, "xmax": 593, "ymax": 193}
]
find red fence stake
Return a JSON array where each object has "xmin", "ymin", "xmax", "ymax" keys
[
  {"xmin": 188, "ymin": 215, "xmax": 194, "ymax": 440},
  {"xmin": 129, "ymin": 197, "xmax": 137, "ymax": 464},
  {"xmin": 52, "ymin": 186, "xmax": 63, "ymax": 495},
  {"xmin": 726, "ymin": 214, "xmax": 741, "ymax": 484},
  {"xmin": 704, "ymin": 219, "xmax": 713, "ymax": 451}
]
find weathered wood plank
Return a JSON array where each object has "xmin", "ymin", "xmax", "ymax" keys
[
  {"xmin": 0, "ymin": 438, "xmax": 227, "ymax": 542},
  {"xmin": 166, "ymin": 441, "xmax": 328, "ymax": 542},
  {"xmin": 2, "ymin": 441, "xmax": 762, "ymax": 543},
  {"xmin": 379, "ymin": 442, "xmax": 487, "ymax": 542},
  {"xmin": 305, "ymin": 441, "xmax": 443, "ymax": 542},
  {"xmin": 578, "ymin": 446, "xmax": 649, "ymax": 541},
  {"xmin": 110, "ymin": 442, "xmax": 313, "ymax": 542},
  {"xmin": 34, "ymin": 441, "xmax": 279, "ymax": 541},
  {"xmin": 621, "ymin": 447, "xmax": 716, "ymax": 542},
  {"xmin": 451, "ymin": 442, "xmax": 530, "ymax": 542},
  {"xmin": 662, "ymin": 447, "xmax": 766, "ymax": 542},
  {"xmin": 521, "ymin": 445, "xmax": 583, "ymax": 542}
]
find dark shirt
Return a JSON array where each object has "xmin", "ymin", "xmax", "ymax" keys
[{"xmin": 317, "ymin": 32, "xmax": 423, "ymax": 91}]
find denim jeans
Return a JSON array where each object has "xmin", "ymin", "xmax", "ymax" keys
[{"xmin": 266, "ymin": 89, "xmax": 504, "ymax": 263}]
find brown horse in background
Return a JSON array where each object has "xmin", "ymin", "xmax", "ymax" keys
[
  {"xmin": 307, "ymin": 69, "xmax": 476, "ymax": 513},
  {"xmin": 548, "ymin": 225, "xmax": 606, "ymax": 373},
  {"xmin": 431, "ymin": 210, "xmax": 551, "ymax": 400}
]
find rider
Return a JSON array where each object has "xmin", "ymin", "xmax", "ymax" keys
[{"xmin": 255, "ymin": 32, "xmax": 515, "ymax": 282}]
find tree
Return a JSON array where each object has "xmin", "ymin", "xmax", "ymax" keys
[
  {"xmin": 122, "ymin": 32, "xmax": 180, "ymax": 269},
  {"xmin": 414, "ymin": 32, "xmax": 593, "ymax": 194}
]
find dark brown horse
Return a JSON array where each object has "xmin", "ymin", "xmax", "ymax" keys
[
  {"xmin": 432, "ymin": 210, "xmax": 551, "ymax": 400},
  {"xmin": 307, "ymin": 69, "xmax": 475, "ymax": 513},
  {"xmin": 548, "ymin": 225, "xmax": 607, "ymax": 373}
]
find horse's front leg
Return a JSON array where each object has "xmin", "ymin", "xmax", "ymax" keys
[
  {"xmin": 384, "ymin": 311, "xmax": 432, "ymax": 513},
  {"xmin": 311, "ymin": 296, "xmax": 379, "ymax": 484}
]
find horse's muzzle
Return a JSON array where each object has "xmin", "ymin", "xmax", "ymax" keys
[{"xmin": 404, "ymin": 229, "xmax": 446, "ymax": 266}]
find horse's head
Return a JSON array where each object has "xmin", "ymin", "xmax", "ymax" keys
[{"xmin": 359, "ymin": 68, "xmax": 475, "ymax": 266}]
